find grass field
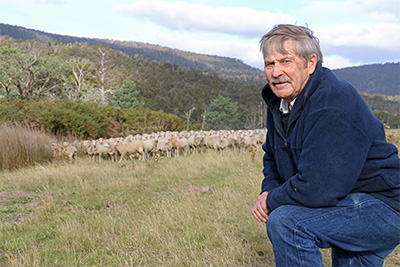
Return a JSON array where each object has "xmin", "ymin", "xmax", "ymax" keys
[{"xmin": 0, "ymin": 133, "xmax": 399, "ymax": 266}]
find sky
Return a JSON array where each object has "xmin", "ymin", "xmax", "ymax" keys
[{"xmin": 0, "ymin": 0, "xmax": 399, "ymax": 70}]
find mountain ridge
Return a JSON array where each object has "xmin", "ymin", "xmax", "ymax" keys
[
  {"xmin": 0, "ymin": 23, "xmax": 398, "ymax": 128},
  {"xmin": 1, "ymin": 22, "xmax": 398, "ymax": 96}
]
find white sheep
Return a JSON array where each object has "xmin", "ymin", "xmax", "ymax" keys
[
  {"xmin": 156, "ymin": 138, "xmax": 173, "ymax": 157},
  {"xmin": 104, "ymin": 138, "xmax": 119, "ymax": 162},
  {"xmin": 116, "ymin": 139, "xmax": 145, "ymax": 162},
  {"xmin": 170, "ymin": 135, "xmax": 189, "ymax": 157},
  {"xmin": 63, "ymin": 144, "xmax": 78, "ymax": 163},
  {"xmin": 93, "ymin": 141, "xmax": 111, "ymax": 162},
  {"xmin": 143, "ymin": 138, "xmax": 158, "ymax": 160},
  {"xmin": 51, "ymin": 143, "xmax": 64, "ymax": 160},
  {"xmin": 187, "ymin": 134, "xmax": 202, "ymax": 154},
  {"xmin": 238, "ymin": 134, "xmax": 258, "ymax": 154},
  {"xmin": 216, "ymin": 137, "xmax": 229, "ymax": 155},
  {"xmin": 203, "ymin": 133, "xmax": 219, "ymax": 151}
]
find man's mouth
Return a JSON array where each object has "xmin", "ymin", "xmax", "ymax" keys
[{"xmin": 273, "ymin": 81, "xmax": 288, "ymax": 86}]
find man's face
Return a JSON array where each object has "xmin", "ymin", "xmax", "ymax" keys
[{"xmin": 264, "ymin": 41, "xmax": 317, "ymax": 103}]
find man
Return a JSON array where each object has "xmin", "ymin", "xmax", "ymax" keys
[{"xmin": 252, "ymin": 24, "xmax": 400, "ymax": 266}]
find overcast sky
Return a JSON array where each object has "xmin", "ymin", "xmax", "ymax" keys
[{"xmin": 1, "ymin": 0, "xmax": 399, "ymax": 70}]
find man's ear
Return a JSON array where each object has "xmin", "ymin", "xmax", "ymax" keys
[{"xmin": 308, "ymin": 54, "xmax": 318, "ymax": 75}]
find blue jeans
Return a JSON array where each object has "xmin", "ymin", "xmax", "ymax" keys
[{"xmin": 266, "ymin": 193, "xmax": 400, "ymax": 266}]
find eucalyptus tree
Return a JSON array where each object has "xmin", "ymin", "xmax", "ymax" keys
[
  {"xmin": 111, "ymin": 80, "xmax": 145, "ymax": 109},
  {"xmin": 206, "ymin": 95, "xmax": 239, "ymax": 130}
]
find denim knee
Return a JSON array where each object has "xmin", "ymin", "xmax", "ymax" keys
[{"xmin": 266, "ymin": 206, "xmax": 296, "ymax": 239}]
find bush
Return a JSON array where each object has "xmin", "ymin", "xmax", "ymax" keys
[
  {"xmin": 119, "ymin": 108, "xmax": 184, "ymax": 135},
  {"xmin": 0, "ymin": 104, "xmax": 21, "ymax": 123},
  {"xmin": 0, "ymin": 100, "xmax": 184, "ymax": 139}
]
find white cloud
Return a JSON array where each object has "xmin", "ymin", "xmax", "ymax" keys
[
  {"xmin": 315, "ymin": 23, "xmax": 400, "ymax": 49},
  {"xmin": 148, "ymin": 31, "xmax": 264, "ymax": 68},
  {"xmin": 323, "ymin": 55, "xmax": 360, "ymax": 70},
  {"xmin": 344, "ymin": 0, "xmax": 400, "ymax": 23},
  {"xmin": 307, "ymin": 0, "xmax": 399, "ymax": 23},
  {"xmin": 115, "ymin": 0, "xmax": 295, "ymax": 38}
]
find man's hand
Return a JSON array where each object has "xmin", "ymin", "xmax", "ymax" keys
[{"xmin": 252, "ymin": 191, "xmax": 270, "ymax": 223}]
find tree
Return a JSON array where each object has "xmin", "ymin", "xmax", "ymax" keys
[
  {"xmin": 62, "ymin": 57, "xmax": 96, "ymax": 102},
  {"xmin": 95, "ymin": 48, "xmax": 119, "ymax": 105},
  {"xmin": 0, "ymin": 47, "xmax": 13, "ymax": 100},
  {"xmin": 111, "ymin": 80, "xmax": 145, "ymax": 109},
  {"xmin": 184, "ymin": 106, "xmax": 196, "ymax": 131},
  {"xmin": 0, "ymin": 46, "xmax": 36, "ymax": 100},
  {"xmin": 0, "ymin": 44, "xmax": 57, "ymax": 101},
  {"xmin": 206, "ymin": 95, "xmax": 239, "ymax": 130}
]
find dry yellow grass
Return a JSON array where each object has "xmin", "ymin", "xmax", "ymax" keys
[
  {"xmin": 0, "ymin": 129, "xmax": 399, "ymax": 266},
  {"xmin": 0, "ymin": 150, "xmax": 275, "ymax": 266}
]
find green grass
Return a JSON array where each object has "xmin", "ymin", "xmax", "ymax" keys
[{"xmin": 0, "ymin": 147, "xmax": 399, "ymax": 266}]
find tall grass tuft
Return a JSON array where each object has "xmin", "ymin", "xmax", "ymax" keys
[{"xmin": 0, "ymin": 123, "xmax": 55, "ymax": 171}]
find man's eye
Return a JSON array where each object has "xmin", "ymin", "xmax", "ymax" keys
[{"xmin": 265, "ymin": 63, "xmax": 274, "ymax": 68}]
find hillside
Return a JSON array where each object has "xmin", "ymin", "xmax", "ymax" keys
[
  {"xmin": 2, "ymin": 23, "xmax": 399, "ymax": 96},
  {"xmin": 0, "ymin": 23, "xmax": 264, "ymax": 82},
  {"xmin": 0, "ymin": 23, "xmax": 398, "ymax": 128},
  {"xmin": 333, "ymin": 63, "xmax": 399, "ymax": 96}
]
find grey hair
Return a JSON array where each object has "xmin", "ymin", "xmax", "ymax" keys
[{"xmin": 259, "ymin": 24, "xmax": 323, "ymax": 66}]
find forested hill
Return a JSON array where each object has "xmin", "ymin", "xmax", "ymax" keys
[
  {"xmin": 332, "ymin": 63, "xmax": 399, "ymax": 96},
  {"xmin": 0, "ymin": 23, "xmax": 264, "ymax": 83},
  {"xmin": 0, "ymin": 23, "xmax": 398, "ymax": 96},
  {"xmin": 0, "ymin": 23, "xmax": 399, "ymax": 128}
]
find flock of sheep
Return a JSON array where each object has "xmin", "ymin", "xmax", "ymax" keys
[{"xmin": 52, "ymin": 129, "xmax": 268, "ymax": 164}]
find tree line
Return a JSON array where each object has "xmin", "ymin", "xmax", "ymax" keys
[
  {"xmin": 0, "ymin": 35, "xmax": 398, "ymax": 131},
  {"xmin": 0, "ymin": 36, "xmax": 265, "ymax": 130}
]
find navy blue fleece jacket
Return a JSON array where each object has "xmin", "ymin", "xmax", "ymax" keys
[{"xmin": 261, "ymin": 61, "xmax": 400, "ymax": 212}]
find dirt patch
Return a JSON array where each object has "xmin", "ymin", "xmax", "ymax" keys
[
  {"xmin": 0, "ymin": 191, "xmax": 40, "ymax": 224},
  {"xmin": 189, "ymin": 185, "xmax": 212, "ymax": 193}
]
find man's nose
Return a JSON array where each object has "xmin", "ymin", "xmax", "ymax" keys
[{"xmin": 272, "ymin": 63, "xmax": 283, "ymax": 77}]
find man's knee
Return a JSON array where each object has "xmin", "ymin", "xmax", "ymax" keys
[{"xmin": 267, "ymin": 205, "xmax": 298, "ymax": 237}]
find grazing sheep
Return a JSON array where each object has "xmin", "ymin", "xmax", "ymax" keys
[
  {"xmin": 187, "ymin": 134, "xmax": 202, "ymax": 154},
  {"xmin": 143, "ymin": 138, "xmax": 158, "ymax": 160},
  {"xmin": 226, "ymin": 133, "xmax": 238, "ymax": 150},
  {"xmin": 238, "ymin": 134, "xmax": 258, "ymax": 154},
  {"xmin": 93, "ymin": 141, "xmax": 111, "ymax": 162},
  {"xmin": 51, "ymin": 143, "xmax": 64, "ymax": 160},
  {"xmin": 58, "ymin": 128, "xmax": 268, "ymax": 163},
  {"xmin": 104, "ymin": 138, "xmax": 119, "ymax": 162},
  {"xmin": 170, "ymin": 136, "xmax": 189, "ymax": 157},
  {"xmin": 216, "ymin": 137, "xmax": 229, "ymax": 155},
  {"xmin": 63, "ymin": 144, "xmax": 78, "ymax": 163},
  {"xmin": 51, "ymin": 142, "xmax": 77, "ymax": 163},
  {"xmin": 203, "ymin": 134, "xmax": 219, "ymax": 151},
  {"xmin": 156, "ymin": 138, "xmax": 173, "ymax": 157},
  {"xmin": 116, "ymin": 140, "xmax": 145, "ymax": 162}
]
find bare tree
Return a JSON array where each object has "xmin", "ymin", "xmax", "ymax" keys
[
  {"xmin": 63, "ymin": 58, "xmax": 95, "ymax": 102},
  {"xmin": 96, "ymin": 48, "xmax": 118, "ymax": 105},
  {"xmin": 184, "ymin": 106, "xmax": 196, "ymax": 131},
  {"xmin": 201, "ymin": 108, "xmax": 207, "ymax": 131}
]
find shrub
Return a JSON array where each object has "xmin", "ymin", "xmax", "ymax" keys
[
  {"xmin": 0, "ymin": 100, "xmax": 184, "ymax": 139},
  {"xmin": 0, "ymin": 104, "xmax": 21, "ymax": 123}
]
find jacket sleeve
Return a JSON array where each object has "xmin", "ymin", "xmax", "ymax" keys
[
  {"xmin": 261, "ymin": 133, "xmax": 284, "ymax": 193},
  {"xmin": 261, "ymin": 109, "xmax": 285, "ymax": 193},
  {"xmin": 266, "ymin": 108, "xmax": 371, "ymax": 212}
]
